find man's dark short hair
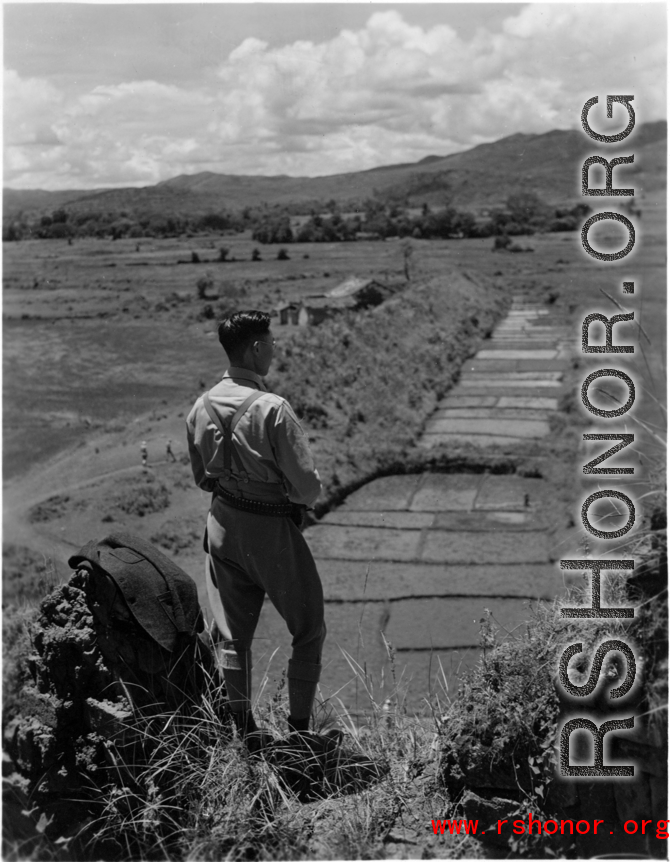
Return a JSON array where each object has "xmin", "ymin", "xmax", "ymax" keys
[{"xmin": 218, "ymin": 310, "xmax": 271, "ymax": 358}]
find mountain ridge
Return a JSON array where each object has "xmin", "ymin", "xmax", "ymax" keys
[{"xmin": 4, "ymin": 120, "xmax": 665, "ymax": 220}]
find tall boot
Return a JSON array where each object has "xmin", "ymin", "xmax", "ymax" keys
[
  {"xmin": 220, "ymin": 645, "xmax": 252, "ymax": 714},
  {"xmin": 287, "ymin": 658, "xmax": 321, "ymax": 733},
  {"xmin": 220, "ymin": 646, "xmax": 273, "ymax": 753}
]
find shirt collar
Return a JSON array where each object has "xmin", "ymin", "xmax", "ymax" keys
[{"xmin": 223, "ymin": 366, "xmax": 267, "ymax": 391}]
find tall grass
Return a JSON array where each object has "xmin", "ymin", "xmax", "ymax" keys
[
  {"xmin": 85, "ymin": 659, "xmax": 450, "ymax": 861},
  {"xmin": 436, "ymin": 464, "xmax": 667, "ymax": 857},
  {"xmin": 267, "ymin": 267, "xmax": 507, "ymax": 512},
  {"xmin": 4, "ymin": 610, "xmax": 461, "ymax": 861},
  {"xmin": 5, "ymin": 475, "xmax": 663, "ymax": 860}
]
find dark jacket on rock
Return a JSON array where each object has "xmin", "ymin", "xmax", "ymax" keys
[{"xmin": 68, "ymin": 532, "xmax": 204, "ymax": 652}]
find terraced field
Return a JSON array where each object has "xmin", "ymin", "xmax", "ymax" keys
[{"xmin": 253, "ymin": 298, "xmax": 581, "ymax": 713}]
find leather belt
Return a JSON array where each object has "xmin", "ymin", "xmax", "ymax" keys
[{"xmin": 214, "ymin": 484, "xmax": 299, "ymax": 518}]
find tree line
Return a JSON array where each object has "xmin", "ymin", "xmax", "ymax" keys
[
  {"xmin": 3, "ymin": 208, "xmax": 249, "ymax": 242},
  {"xmin": 251, "ymin": 194, "xmax": 592, "ymax": 243},
  {"xmin": 3, "ymin": 193, "xmax": 593, "ymax": 243}
]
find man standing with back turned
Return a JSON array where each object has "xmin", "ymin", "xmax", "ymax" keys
[{"xmin": 186, "ymin": 310, "xmax": 327, "ymax": 751}]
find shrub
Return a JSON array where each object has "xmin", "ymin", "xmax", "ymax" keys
[
  {"xmin": 112, "ymin": 475, "xmax": 171, "ymax": 517},
  {"xmin": 266, "ymin": 267, "xmax": 505, "ymax": 511},
  {"xmin": 150, "ymin": 519, "xmax": 201, "ymax": 554},
  {"xmin": 438, "ymin": 469, "xmax": 667, "ymax": 857},
  {"xmin": 28, "ymin": 494, "xmax": 70, "ymax": 522},
  {"xmin": 550, "ymin": 216, "xmax": 578, "ymax": 232},
  {"xmin": 439, "ymin": 603, "xmax": 561, "ymax": 799},
  {"xmin": 277, "ymin": 248, "xmax": 290, "ymax": 261},
  {"xmin": 2, "ymin": 572, "xmax": 402, "ymax": 861},
  {"xmin": 2, "ymin": 545, "xmax": 62, "ymax": 607},
  {"xmin": 196, "ymin": 273, "xmax": 214, "ymax": 300},
  {"xmin": 2, "ymin": 572, "xmax": 224, "ymax": 859},
  {"xmin": 493, "ymin": 234, "xmax": 512, "ymax": 251}
]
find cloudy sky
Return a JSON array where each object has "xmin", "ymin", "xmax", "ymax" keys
[{"xmin": 4, "ymin": 2, "xmax": 667, "ymax": 190}]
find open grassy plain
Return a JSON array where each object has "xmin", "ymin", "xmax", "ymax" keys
[{"xmin": 3, "ymin": 233, "xmax": 408, "ymax": 478}]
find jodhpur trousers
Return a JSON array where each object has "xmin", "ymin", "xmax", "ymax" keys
[{"xmin": 206, "ymin": 495, "xmax": 326, "ymax": 685}]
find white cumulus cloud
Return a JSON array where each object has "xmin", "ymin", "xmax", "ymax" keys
[{"xmin": 4, "ymin": 5, "xmax": 666, "ymax": 189}]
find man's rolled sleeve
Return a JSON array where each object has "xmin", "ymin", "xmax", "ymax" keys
[{"xmin": 271, "ymin": 402, "xmax": 322, "ymax": 507}]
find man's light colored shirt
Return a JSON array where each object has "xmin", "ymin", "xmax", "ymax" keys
[{"xmin": 186, "ymin": 366, "xmax": 322, "ymax": 507}]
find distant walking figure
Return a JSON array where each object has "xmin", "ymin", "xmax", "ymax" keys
[
  {"xmin": 141, "ymin": 440, "xmax": 148, "ymax": 467},
  {"xmin": 166, "ymin": 439, "xmax": 176, "ymax": 462}
]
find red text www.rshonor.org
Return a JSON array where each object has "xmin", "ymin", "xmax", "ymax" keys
[{"xmin": 431, "ymin": 816, "xmax": 670, "ymax": 839}]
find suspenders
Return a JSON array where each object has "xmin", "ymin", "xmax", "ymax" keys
[{"xmin": 202, "ymin": 389, "xmax": 265, "ymax": 484}]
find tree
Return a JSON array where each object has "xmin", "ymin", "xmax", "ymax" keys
[
  {"xmin": 453, "ymin": 211, "xmax": 477, "ymax": 237},
  {"xmin": 110, "ymin": 218, "xmax": 134, "ymax": 240},
  {"xmin": 296, "ymin": 222, "xmax": 318, "ymax": 243},
  {"xmin": 3, "ymin": 222, "xmax": 21, "ymax": 241},
  {"xmin": 415, "ymin": 206, "xmax": 460, "ymax": 239},
  {"xmin": 570, "ymin": 202, "xmax": 591, "ymax": 219},
  {"xmin": 505, "ymin": 192, "xmax": 551, "ymax": 232},
  {"xmin": 200, "ymin": 213, "xmax": 231, "ymax": 232},
  {"xmin": 363, "ymin": 198, "xmax": 385, "ymax": 222},
  {"xmin": 49, "ymin": 222, "xmax": 72, "ymax": 239},
  {"xmin": 251, "ymin": 211, "xmax": 293, "ymax": 244}
]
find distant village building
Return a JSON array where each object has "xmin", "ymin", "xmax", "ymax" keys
[
  {"xmin": 280, "ymin": 276, "xmax": 403, "ymax": 327},
  {"xmin": 298, "ymin": 295, "xmax": 354, "ymax": 326},
  {"xmin": 327, "ymin": 276, "xmax": 400, "ymax": 309},
  {"xmin": 276, "ymin": 301, "xmax": 302, "ymax": 325}
]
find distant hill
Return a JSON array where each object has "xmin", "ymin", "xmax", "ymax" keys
[
  {"xmin": 3, "ymin": 187, "xmax": 106, "ymax": 219},
  {"xmin": 4, "ymin": 120, "xmax": 665, "ymax": 221}
]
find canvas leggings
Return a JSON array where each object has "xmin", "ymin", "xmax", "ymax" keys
[{"xmin": 206, "ymin": 495, "xmax": 326, "ymax": 723}]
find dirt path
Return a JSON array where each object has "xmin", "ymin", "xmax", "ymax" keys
[{"xmin": 3, "ymin": 410, "xmax": 195, "ymax": 571}]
